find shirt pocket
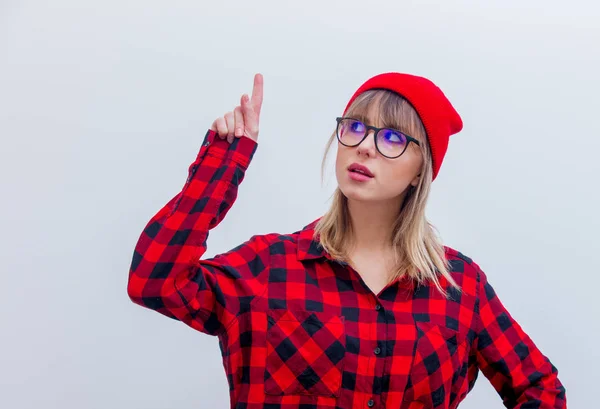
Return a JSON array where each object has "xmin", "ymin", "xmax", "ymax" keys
[
  {"xmin": 264, "ymin": 308, "xmax": 346, "ymax": 397},
  {"xmin": 404, "ymin": 321, "xmax": 469, "ymax": 405}
]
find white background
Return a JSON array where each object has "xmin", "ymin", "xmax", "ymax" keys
[{"xmin": 1, "ymin": 1, "xmax": 598, "ymax": 408}]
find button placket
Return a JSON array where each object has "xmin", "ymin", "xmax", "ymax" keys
[{"xmin": 368, "ymin": 302, "xmax": 386, "ymax": 406}]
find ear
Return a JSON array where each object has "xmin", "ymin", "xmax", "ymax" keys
[{"xmin": 410, "ymin": 173, "xmax": 421, "ymax": 187}]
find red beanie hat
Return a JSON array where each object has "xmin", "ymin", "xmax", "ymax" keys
[{"xmin": 343, "ymin": 72, "xmax": 463, "ymax": 181}]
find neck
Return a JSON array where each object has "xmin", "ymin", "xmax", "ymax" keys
[{"xmin": 346, "ymin": 196, "xmax": 403, "ymax": 254}]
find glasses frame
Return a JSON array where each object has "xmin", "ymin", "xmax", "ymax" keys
[{"xmin": 335, "ymin": 116, "xmax": 421, "ymax": 159}]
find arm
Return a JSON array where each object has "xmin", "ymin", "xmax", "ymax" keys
[
  {"xmin": 127, "ymin": 129, "xmax": 270, "ymax": 336},
  {"xmin": 473, "ymin": 262, "xmax": 567, "ymax": 408}
]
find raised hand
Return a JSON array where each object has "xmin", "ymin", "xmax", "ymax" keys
[{"xmin": 210, "ymin": 73, "xmax": 263, "ymax": 144}]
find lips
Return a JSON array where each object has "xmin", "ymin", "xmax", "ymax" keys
[{"xmin": 348, "ymin": 163, "xmax": 374, "ymax": 178}]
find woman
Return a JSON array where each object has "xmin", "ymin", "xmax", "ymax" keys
[{"xmin": 127, "ymin": 72, "xmax": 566, "ymax": 409}]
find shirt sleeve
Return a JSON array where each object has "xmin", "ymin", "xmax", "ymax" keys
[
  {"xmin": 473, "ymin": 262, "xmax": 567, "ymax": 408},
  {"xmin": 127, "ymin": 129, "xmax": 271, "ymax": 336}
]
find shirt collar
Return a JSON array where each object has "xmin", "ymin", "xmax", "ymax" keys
[
  {"xmin": 296, "ymin": 217, "xmax": 417, "ymax": 291},
  {"xmin": 296, "ymin": 217, "xmax": 333, "ymax": 261}
]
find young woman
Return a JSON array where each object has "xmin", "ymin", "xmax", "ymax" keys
[{"xmin": 127, "ymin": 72, "xmax": 566, "ymax": 409}]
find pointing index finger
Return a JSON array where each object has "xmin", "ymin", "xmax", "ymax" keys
[{"xmin": 251, "ymin": 73, "xmax": 263, "ymax": 116}]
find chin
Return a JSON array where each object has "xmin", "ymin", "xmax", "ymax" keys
[
  {"xmin": 338, "ymin": 183, "xmax": 377, "ymax": 202},
  {"xmin": 338, "ymin": 178, "xmax": 406, "ymax": 205}
]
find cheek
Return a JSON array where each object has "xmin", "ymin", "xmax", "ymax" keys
[
  {"xmin": 380, "ymin": 160, "xmax": 419, "ymax": 192},
  {"xmin": 335, "ymin": 144, "xmax": 349, "ymax": 172}
]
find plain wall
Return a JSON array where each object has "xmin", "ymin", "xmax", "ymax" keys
[{"xmin": 1, "ymin": 1, "xmax": 598, "ymax": 408}]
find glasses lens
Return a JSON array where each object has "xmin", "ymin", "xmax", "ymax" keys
[
  {"xmin": 376, "ymin": 128, "xmax": 408, "ymax": 157},
  {"xmin": 338, "ymin": 118, "xmax": 366, "ymax": 146}
]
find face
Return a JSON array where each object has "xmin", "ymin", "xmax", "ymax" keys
[{"xmin": 335, "ymin": 103, "xmax": 424, "ymax": 205}]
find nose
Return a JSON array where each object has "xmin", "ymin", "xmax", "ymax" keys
[{"xmin": 356, "ymin": 130, "xmax": 377, "ymax": 157}]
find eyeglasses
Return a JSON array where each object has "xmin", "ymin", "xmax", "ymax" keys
[{"xmin": 335, "ymin": 117, "xmax": 420, "ymax": 159}]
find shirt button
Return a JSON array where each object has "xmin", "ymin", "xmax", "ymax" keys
[
  {"xmin": 375, "ymin": 304, "xmax": 381, "ymax": 311},
  {"xmin": 367, "ymin": 399, "xmax": 375, "ymax": 407},
  {"xmin": 374, "ymin": 347, "xmax": 381, "ymax": 355}
]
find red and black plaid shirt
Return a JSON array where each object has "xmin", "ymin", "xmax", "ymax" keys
[{"xmin": 128, "ymin": 129, "xmax": 566, "ymax": 409}]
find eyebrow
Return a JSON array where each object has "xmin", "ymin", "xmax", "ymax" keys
[
  {"xmin": 349, "ymin": 115, "xmax": 403, "ymax": 133},
  {"xmin": 352, "ymin": 114, "xmax": 369, "ymax": 123}
]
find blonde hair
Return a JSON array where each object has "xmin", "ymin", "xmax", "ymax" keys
[{"xmin": 314, "ymin": 89, "xmax": 459, "ymax": 297}]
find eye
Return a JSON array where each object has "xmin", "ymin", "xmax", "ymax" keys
[
  {"xmin": 349, "ymin": 120, "xmax": 365, "ymax": 133},
  {"xmin": 381, "ymin": 129, "xmax": 407, "ymax": 144}
]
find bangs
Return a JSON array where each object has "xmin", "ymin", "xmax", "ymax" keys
[{"xmin": 344, "ymin": 89, "xmax": 427, "ymax": 144}]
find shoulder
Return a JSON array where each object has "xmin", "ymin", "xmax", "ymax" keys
[
  {"xmin": 443, "ymin": 245, "xmax": 488, "ymax": 298},
  {"xmin": 235, "ymin": 221, "xmax": 312, "ymax": 254},
  {"xmin": 247, "ymin": 230, "xmax": 303, "ymax": 247},
  {"xmin": 242, "ymin": 218, "xmax": 324, "ymax": 262}
]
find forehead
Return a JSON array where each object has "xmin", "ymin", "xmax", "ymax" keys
[
  {"xmin": 347, "ymin": 107, "xmax": 396, "ymax": 130},
  {"xmin": 346, "ymin": 93, "xmax": 394, "ymax": 127},
  {"xmin": 344, "ymin": 91, "xmax": 424, "ymax": 142}
]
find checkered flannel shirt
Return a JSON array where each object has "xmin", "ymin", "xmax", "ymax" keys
[{"xmin": 128, "ymin": 129, "xmax": 566, "ymax": 409}]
